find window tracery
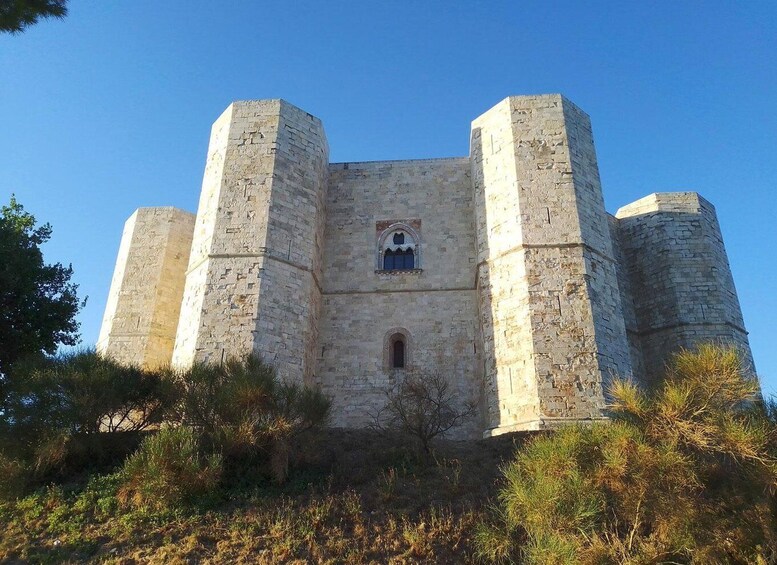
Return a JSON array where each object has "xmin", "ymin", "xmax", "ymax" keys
[{"xmin": 377, "ymin": 223, "xmax": 421, "ymax": 271}]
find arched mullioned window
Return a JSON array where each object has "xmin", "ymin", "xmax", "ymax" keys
[
  {"xmin": 385, "ymin": 328, "xmax": 411, "ymax": 370},
  {"xmin": 383, "ymin": 248, "xmax": 415, "ymax": 270},
  {"xmin": 378, "ymin": 224, "xmax": 420, "ymax": 271}
]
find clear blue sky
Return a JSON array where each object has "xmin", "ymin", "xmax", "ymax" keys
[{"xmin": 2, "ymin": 1, "xmax": 775, "ymax": 395}]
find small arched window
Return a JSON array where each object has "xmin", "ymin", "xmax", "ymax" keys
[
  {"xmin": 385, "ymin": 329, "xmax": 410, "ymax": 370},
  {"xmin": 393, "ymin": 339, "xmax": 405, "ymax": 368},
  {"xmin": 389, "ymin": 333, "xmax": 406, "ymax": 369}
]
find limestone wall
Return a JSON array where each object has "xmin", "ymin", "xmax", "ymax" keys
[
  {"xmin": 172, "ymin": 100, "xmax": 328, "ymax": 385},
  {"xmin": 608, "ymin": 214, "xmax": 645, "ymax": 380},
  {"xmin": 470, "ymin": 98, "xmax": 539, "ymax": 433},
  {"xmin": 472, "ymin": 95, "xmax": 633, "ymax": 436},
  {"xmin": 97, "ymin": 207, "xmax": 195, "ymax": 368},
  {"xmin": 97, "ymin": 93, "xmax": 755, "ymax": 440},
  {"xmin": 615, "ymin": 192, "xmax": 753, "ymax": 381},
  {"xmin": 318, "ymin": 159, "xmax": 482, "ymax": 438},
  {"xmin": 560, "ymin": 101, "xmax": 633, "ymax": 385}
]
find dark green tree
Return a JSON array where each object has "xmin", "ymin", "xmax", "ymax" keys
[
  {"xmin": 0, "ymin": 195, "xmax": 83, "ymax": 380},
  {"xmin": 0, "ymin": 0, "xmax": 68, "ymax": 34}
]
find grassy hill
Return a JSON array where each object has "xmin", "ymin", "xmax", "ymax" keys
[
  {"xmin": 3, "ymin": 345, "xmax": 775, "ymax": 564},
  {"xmin": 0, "ymin": 430, "xmax": 521, "ymax": 563}
]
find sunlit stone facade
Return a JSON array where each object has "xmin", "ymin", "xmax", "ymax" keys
[{"xmin": 98, "ymin": 95, "xmax": 753, "ymax": 438}]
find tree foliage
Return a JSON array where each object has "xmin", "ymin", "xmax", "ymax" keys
[
  {"xmin": 0, "ymin": 352, "xmax": 330, "ymax": 499},
  {"xmin": 0, "ymin": 0, "xmax": 68, "ymax": 34},
  {"xmin": 477, "ymin": 344, "xmax": 777, "ymax": 564},
  {"xmin": 0, "ymin": 351, "xmax": 173, "ymax": 485},
  {"xmin": 1, "ymin": 351, "xmax": 173, "ymax": 436},
  {"xmin": 0, "ymin": 195, "xmax": 83, "ymax": 380}
]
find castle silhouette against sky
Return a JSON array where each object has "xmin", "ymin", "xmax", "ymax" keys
[{"xmin": 97, "ymin": 94, "xmax": 753, "ymax": 438}]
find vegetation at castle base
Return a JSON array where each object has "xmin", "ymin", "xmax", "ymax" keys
[
  {"xmin": 166, "ymin": 355, "xmax": 331, "ymax": 485},
  {"xmin": 0, "ymin": 195, "xmax": 83, "ymax": 390},
  {"xmin": 375, "ymin": 370, "xmax": 478, "ymax": 455},
  {"xmin": 0, "ymin": 430, "xmax": 513, "ymax": 563},
  {"xmin": 0, "ymin": 0, "xmax": 68, "ymax": 34},
  {"xmin": 0, "ymin": 352, "xmax": 331, "ymax": 502},
  {"xmin": 0, "ymin": 351, "xmax": 172, "ymax": 493},
  {"xmin": 0, "ymin": 351, "xmax": 503, "ymax": 563},
  {"xmin": 117, "ymin": 356, "xmax": 332, "ymax": 510},
  {"xmin": 117, "ymin": 426, "xmax": 223, "ymax": 512},
  {"xmin": 476, "ymin": 344, "xmax": 777, "ymax": 564},
  {"xmin": 1, "ymin": 344, "xmax": 775, "ymax": 563}
]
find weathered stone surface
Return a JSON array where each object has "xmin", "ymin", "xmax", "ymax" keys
[
  {"xmin": 472, "ymin": 95, "xmax": 633, "ymax": 436},
  {"xmin": 98, "ymin": 95, "xmax": 755, "ymax": 439},
  {"xmin": 319, "ymin": 159, "xmax": 481, "ymax": 436},
  {"xmin": 615, "ymin": 192, "xmax": 753, "ymax": 383},
  {"xmin": 97, "ymin": 207, "xmax": 194, "ymax": 368},
  {"xmin": 170, "ymin": 100, "xmax": 328, "ymax": 386}
]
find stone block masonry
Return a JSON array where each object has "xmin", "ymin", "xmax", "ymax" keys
[
  {"xmin": 471, "ymin": 95, "xmax": 633, "ymax": 436},
  {"xmin": 98, "ymin": 94, "xmax": 755, "ymax": 439},
  {"xmin": 97, "ymin": 207, "xmax": 195, "ymax": 368},
  {"xmin": 615, "ymin": 193, "xmax": 753, "ymax": 383},
  {"xmin": 170, "ymin": 100, "xmax": 328, "ymax": 386},
  {"xmin": 319, "ymin": 158, "xmax": 480, "ymax": 435}
]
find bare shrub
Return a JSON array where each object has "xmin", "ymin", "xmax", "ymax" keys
[{"xmin": 375, "ymin": 371, "xmax": 477, "ymax": 454}]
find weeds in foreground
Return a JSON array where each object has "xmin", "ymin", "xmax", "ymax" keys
[
  {"xmin": 117, "ymin": 426, "xmax": 222, "ymax": 511},
  {"xmin": 0, "ymin": 437, "xmax": 498, "ymax": 564}
]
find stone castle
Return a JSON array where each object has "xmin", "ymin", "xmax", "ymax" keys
[{"xmin": 97, "ymin": 94, "xmax": 753, "ymax": 439}]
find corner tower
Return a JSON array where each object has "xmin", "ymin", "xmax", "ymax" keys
[
  {"xmin": 615, "ymin": 193, "xmax": 753, "ymax": 381},
  {"xmin": 471, "ymin": 95, "xmax": 633, "ymax": 436},
  {"xmin": 172, "ymin": 100, "xmax": 329, "ymax": 384},
  {"xmin": 97, "ymin": 207, "xmax": 195, "ymax": 368}
]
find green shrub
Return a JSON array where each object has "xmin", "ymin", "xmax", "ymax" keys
[
  {"xmin": 478, "ymin": 344, "xmax": 777, "ymax": 564},
  {"xmin": 0, "ymin": 451, "xmax": 28, "ymax": 500},
  {"xmin": 0, "ymin": 351, "xmax": 173, "ymax": 483},
  {"xmin": 117, "ymin": 426, "xmax": 221, "ymax": 511},
  {"xmin": 168, "ymin": 355, "xmax": 330, "ymax": 483},
  {"xmin": 2, "ymin": 350, "xmax": 173, "ymax": 434}
]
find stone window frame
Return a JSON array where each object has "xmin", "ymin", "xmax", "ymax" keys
[
  {"xmin": 384, "ymin": 327, "xmax": 411, "ymax": 371},
  {"xmin": 375, "ymin": 221, "xmax": 422, "ymax": 273}
]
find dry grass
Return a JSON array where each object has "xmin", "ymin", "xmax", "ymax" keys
[{"xmin": 0, "ymin": 429, "xmax": 524, "ymax": 564}]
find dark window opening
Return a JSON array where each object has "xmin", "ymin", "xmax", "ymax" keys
[
  {"xmin": 392, "ymin": 339, "xmax": 405, "ymax": 368},
  {"xmin": 383, "ymin": 249, "xmax": 395, "ymax": 270},
  {"xmin": 383, "ymin": 248, "xmax": 414, "ymax": 270},
  {"xmin": 393, "ymin": 232, "xmax": 405, "ymax": 245}
]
